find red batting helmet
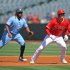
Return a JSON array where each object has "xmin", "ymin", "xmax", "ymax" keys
[{"xmin": 57, "ymin": 9, "xmax": 65, "ymax": 15}]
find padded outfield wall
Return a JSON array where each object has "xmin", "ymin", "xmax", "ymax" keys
[{"xmin": 0, "ymin": 24, "xmax": 68, "ymax": 40}]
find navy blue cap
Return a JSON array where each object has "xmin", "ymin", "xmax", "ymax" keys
[{"xmin": 16, "ymin": 8, "xmax": 23, "ymax": 13}]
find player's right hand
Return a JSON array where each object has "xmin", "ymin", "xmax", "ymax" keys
[
  {"xmin": 28, "ymin": 31, "xmax": 34, "ymax": 37},
  {"xmin": 8, "ymin": 33, "xmax": 12, "ymax": 38},
  {"xmin": 64, "ymin": 35, "xmax": 68, "ymax": 41},
  {"xmin": 50, "ymin": 35, "xmax": 56, "ymax": 40}
]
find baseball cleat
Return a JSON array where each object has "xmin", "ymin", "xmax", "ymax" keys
[
  {"xmin": 61, "ymin": 59, "xmax": 67, "ymax": 64},
  {"xmin": 19, "ymin": 57, "xmax": 27, "ymax": 61},
  {"xmin": 30, "ymin": 60, "xmax": 35, "ymax": 64}
]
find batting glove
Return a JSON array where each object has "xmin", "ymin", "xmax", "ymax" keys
[
  {"xmin": 50, "ymin": 35, "xmax": 56, "ymax": 40},
  {"xmin": 64, "ymin": 35, "xmax": 68, "ymax": 41}
]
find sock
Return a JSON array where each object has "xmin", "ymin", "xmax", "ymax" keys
[
  {"xmin": 61, "ymin": 47, "xmax": 66, "ymax": 60},
  {"xmin": 20, "ymin": 45, "xmax": 25, "ymax": 58}
]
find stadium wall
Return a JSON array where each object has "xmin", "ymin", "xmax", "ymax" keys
[
  {"xmin": 20, "ymin": 24, "xmax": 46, "ymax": 40},
  {"xmin": 0, "ymin": 24, "xmax": 46, "ymax": 40},
  {"xmin": 0, "ymin": 24, "xmax": 5, "ymax": 39}
]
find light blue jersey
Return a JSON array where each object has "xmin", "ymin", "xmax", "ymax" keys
[
  {"xmin": 0, "ymin": 16, "xmax": 28, "ymax": 47},
  {"xmin": 7, "ymin": 16, "xmax": 28, "ymax": 34}
]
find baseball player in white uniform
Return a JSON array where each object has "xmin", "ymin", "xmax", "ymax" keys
[{"xmin": 30, "ymin": 9, "xmax": 69, "ymax": 64}]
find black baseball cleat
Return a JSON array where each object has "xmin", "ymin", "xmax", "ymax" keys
[{"xmin": 19, "ymin": 57, "xmax": 27, "ymax": 61}]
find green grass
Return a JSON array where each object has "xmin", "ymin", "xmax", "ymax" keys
[
  {"xmin": 0, "ymin": 41, "xmax": 70, "ymax": 56},
  {"xmin": 0, "ymin": 66, "xmax": 70, "ymax": 70},
  {"xmin": 0, "ymin": 41, "xmax": 70, "ymax": 70}
]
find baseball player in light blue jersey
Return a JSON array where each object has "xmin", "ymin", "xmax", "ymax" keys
[{"xmin": 0, "ymin": 8, "xmax": 34, "ymax": 61}]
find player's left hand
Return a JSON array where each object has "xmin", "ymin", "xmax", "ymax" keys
[
  {"xmin": 64, "ymin": 35, "xmax": 68, "ymax": 41},
  {"xmin": 28, "ymin": 31, "xmax": 34, "ymax": 36},
  {"xmin": 50, "ymin": 34, "xmax": 56, "ymax": 40}
]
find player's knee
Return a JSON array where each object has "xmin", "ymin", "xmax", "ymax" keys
[
  {"xmin": 20, "ymin": 41, "xmax": 25, "ymax": 46},
  {"xmin": 39, "ymin": 45, "xmax": 44, "ymax": 50},
  {"xmin": 0, "ymin": 41, "xmax": 3, "ymax": 48},
  {"xmin": 41, "ymin": 41, "xmax": 46, "ymax": 47},
  {"xmin": 36, "ymin": 46, "xmax": 43, "ymax": 54},
  {"xmin": 61, "ymin": 43, "xmax": 67, "ymax": 49}
]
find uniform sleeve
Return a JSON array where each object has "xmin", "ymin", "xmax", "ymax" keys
[
  {"xmin": 46, "ymin": 19, "xmax": 54, "ymax": 29},
  {"xmin": 65, "ymin": 30, "xmax": 68, "ymax": 36},
  {"xmin": 45, "ymin": 19, "xmax": 54, "ymax": 35},
  {"xmin": 64, "ymin": 21, "xmax": 69, "ymax": 35},
  {"xmin": 23, "ymin": 19, "xmax": 28, "ymax": 28},
  {"xmin": 45, "ymin": 27, "xmax": 51, "ymax": 36},
  {"xmin": 68, "ymin": 24, "xmax": 70, "ymax": 32},
  {"xmin": 6, "ymin": 17, "xmax": 13, "ymax": 26}
]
